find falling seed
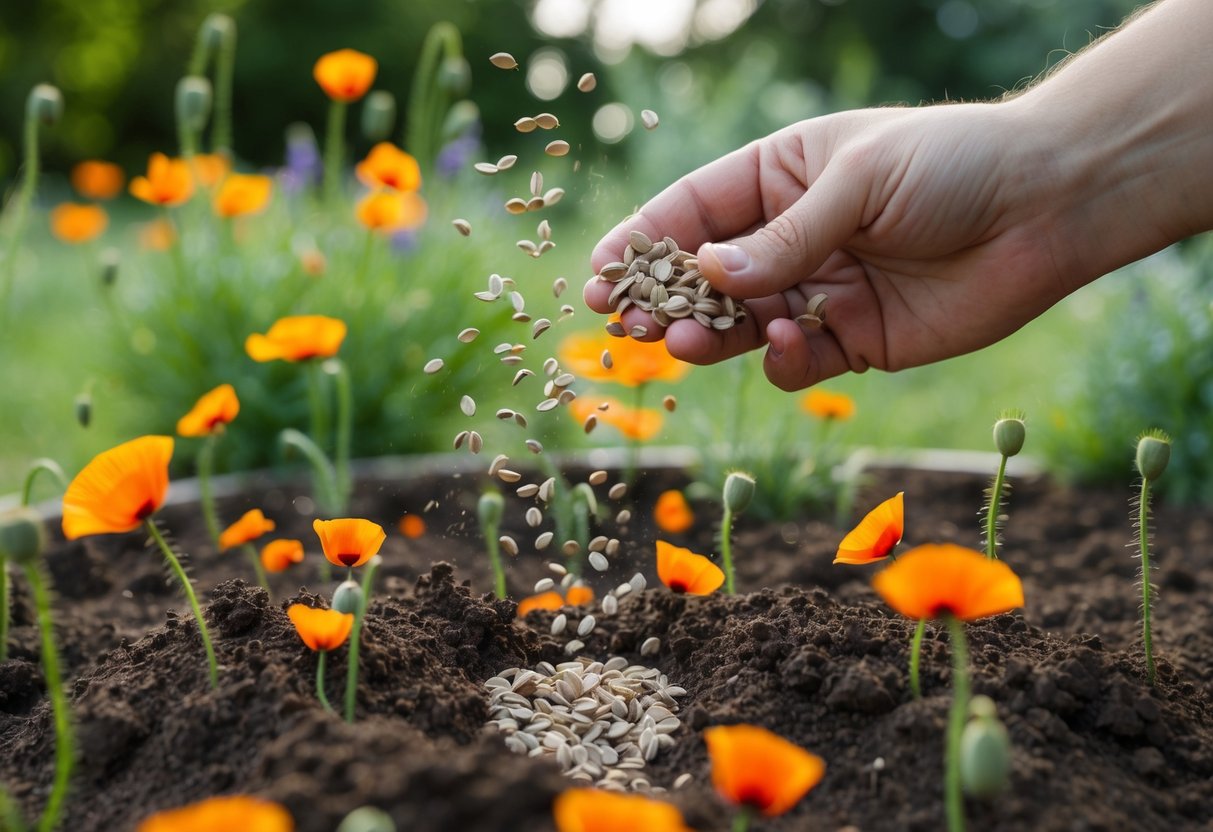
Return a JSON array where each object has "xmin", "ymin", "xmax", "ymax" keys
[
  {"xmin": 558, "ymin": 390, "xmax": 577, "ymax": 406},
  {"xmin": 469, "ymin": 431, "xmax": 483, "ymax": 453},
  {"xmin": 512, "ymin": 369, "xmax": 534, "ymax": 386},
  {"xmin": 578, "ymin": 615, "xmax": 596, "ymax": 637},
  {"xmin": 552, "ymin": 277, "xmax": 568, "ymax": 297},
  {"xmin": 583, "ymin": 414, "xmax": 598, "ymax": 434},
  {"xmin": 548, "ymin": 562, "xmax": 568, "ymax": 576},
  {"xmin": 424, "ymin": 358, "xmax": 445, "ymax": 374},
  {"xmin": 452, "ymin": 218, "xmax": 472, "ymax": 236},
  {"xmin": 608, "ymin": 483, "xmax": 627, "ymax": 500},
  {"xmin": 551, "ymin": 613, "xmax": 568, "ymax": 635},
  {"xmin": 509, "ymin": 291, "xmax": 526, "ymax": 313},
  {"xmin": 460, "ymin": 395, "xmax": 476, "ymax": 417},
  {"xmin": 553, "ymin": 372, "xmax": 576, "ymax": 388},
  {"xmin": 602, "ymin": 595, "xmax": 618, "ymax": 615},
  {"xmin": 597, "ymin": 402, "xmax": 609, "ymax": 411},
  {"xmin": 559, "ymin": 304, "xmax": 575, "ymax": 317},
  {"xmin": 565, "ymin": 639, "xmax": 584, "ymax": 655},
  {"xmin": 536, "ymin": 531, "xmax": 554, "ymax": 550},
  {"xmin": 517, "ymin": 483, "xmax": 540, "ymax": 498},
  {"xmin": 453, "ymin": 430, "xmax": 469, "ymax": 450},
  {"xmin": 605, "ymin": 538, "xmax": 620, "ymax": 557},
  {"xmin": 605, "ymin": 322, "xmax": 627, "ymax": 338},
  {"xmin": 589, "ymin": 535, "xmax": 608, "ymax": 552},
  {"xmin": 562, "ymin": 539, "xmax": 580, "ymax": 556},
  {"xmin": 508, "ymin": 315, "xmax": 530, "ymax": 326},
  {"xmin": 537, "ymin": 219, "xmax": 552, "ymax": 241},
  {"xmin": 525, "ymin": 196, "xmax": 545, "ymax": 212},
  {"xmin": 474, "ymin": 162, "xmax": 499, "ymax": 175},
  {"xmin": 498, "ymin": 469, "xmax": 522, "ymax": 483},
  {"xmin": 640, "ymin": 637, "xmax": 661, "ymax": 657},
  {"xmin": 662, "ymin": 395, "xmax": 676, "ymax": 412},
  {"xmin": 629, "ymin": 573, "xmax": 647, "ymax": 593},
  {"xmin": 539, "ymin": 477, "xmax": 556, "ymax": 502},
  {"xmin": 505, "ymin": 198, "xmax": 528, "ymax": 214},
  {"xmin": 490, "ymin": 52, "xmax": 519, "ymax": 70},
  {"xmin": 535, "ymin": 577, "xmax": 556, "ymax": 593},
  {"xmin": 588, "ymin": 470, "xmax": 608, "ymax": 486},
  {"xmin": 615, "ymin": 509, "xmax": 631, "ymax": 525},
  {"xmin": 588, "ymin": 551, "xmax": 609, "ymax": 572},
  {"xmin": 629, "ymin": 325, "xmax": 648, "ymax": 339},
  {"xmin": 472, "ymin": 291, "xmax": 497, "ymax": 302},
  {"xmin": 673, "ymin": 773, "xmax": 692, "ymax": 790},
  {"xmin": 640, "ymin": 109, "xmax": 659, "ymax": 130},
  {"xmin": 577, "ymin": 72, "xmax": 597, "ymax": 92},
  {"xmin": 536, "ymin": 398, "xmax": 560, "ymax": 412},
  {"xmin": 488, "ymin": 454, "xmax": 509, "ymax": 477},
  {"xmin": 615, "ymin": 582, "xmax": 632, "ymax": 597},
  {"xmin": 542, "ymin": 187, "xmax": 565, "ymax": 206},
  {"xmin": 542, "ymin": 357, "xmax": 559, "ymax": 376},
  {"xmin": 514, "ymin": 412, "xmax": 529, "ymax": 428},
  {"xmin": 530, "ymin": 171, "xmax": 544, "ymax": 197},
  {"xmin": 499, "ymin": 535, "xmax": 519, "ymax": 556},
  {"xmin": 534, "ymin": 112, "xmax": 560, "ymax": 129},
  {"xmin": 517, "ymin": 240, "xmax": 538, "ymax": 255},
  {"xmin": 526, "ymin": 507, "xmax": 543, "ymax": 527},
  {"xmin": 545, "ymin": 140, "xmax": 570, "ymax": 157},
  {"xmin": 424, "ymin": 500, "xmax": 438, "ymax": 512},
  {"xmin": 457, "ymin": 327, "xmax": 480, "ymax": 343},
  {"xmin": 526, "ymin": 439, "xmax": 544, "ymax": 454},
  {"xmin": 497, "ymin": 154, "xmax": 518, "ymax": 170},
  {"xmin": 532, "ymin": 318, "xmax": 552, "ymax": 339},
  {"xmin": 514, "ymin": 116, "xmax": 538, "ymax": 132}
]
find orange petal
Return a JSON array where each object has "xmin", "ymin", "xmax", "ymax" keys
[
  {"xmin": 355, "ymin": 142, "xmax": 422, "ymax": 191},
  {"xmin": 834, "ymin": 491, "xmax": 903, "ymax": 564},
  {"xmin": 312, "ymin": 518, "xmax": 385, "ymax": 568},
  {"xmin": 558, "ymin": 331, "xmax": 689, "ymax": 388},
  {"xmin": 50, "ymin": 203, "xmax": 107, "ymax": 244},
  {"xmin": 569, "ymin": 395, "xmax": 663, "ymax": 441},
  {"xmin": 655, "ymin": 540, "xmax": 724, "ymax": 595},
  {"xmin": 245, "ymin": 315, "xmax": 347, "ymax": 362},
  {"xmin": 517, "ymin": 591, "xmax": 564, "ymax": 618},
  {"xmin": 564, "ymin": 585, "xmax": 594, "ymax": 606},
  {"xmin": 177, "ymin": 384, "xmax": 240, "ymax": 437},
  {"xmin": 313, "ymin": 49, "xmax": 378, "ymax": 102},
  {"xmin": 261, "ymin": 539, "xmax": 304, "ymax": 573},
  {"xmin": 398, "ymin": 514, "xmax": 426, "ymax": 539},
  {"xmin": 704, "ymin": 724, "xmax": 826, "ymax": 816},
  {"xmin": 214, "ymin": 174, "xmax": 273, "ymax": 218},
  {"xmin": 71, "ymin": 160, "xmax": 125, "ymax": 200},
  {"xmin": 552, "ymin": 787, "xmax": 693, "ymax": 832},
  {"xmin": 219, "ymin": 509, "xmax": 276, "ymax": 551},
  {"xmin": 800, "ymin": 389, "xmax": 856, "ymax": 421},
  {"xmin": 653, "ymin": 490, "xmax": 694, "ymax": 534},
  {"xmin": 137, "ymin": 795, "xmax": 294, "ymax": 832},
  {"xmin": 287, "ymin": 603, "xmax": 354, "ymax": 652},
  {"xmin": 356, "ymin": 190, "xmax": 427, "ymax": 232},
  {"xmin": 872, "ymin": 543, "xmax": 1025, "ymax": 622},
  {"xmin": 62, "ymin": 436, "xmax": 173, "ymax": 539},
  {"xmin": 191, "ymin": 154, "xmax": 230, "ymax": 188},
  {"xmin": 130, "ymin": 153, "xmax": 194, "ymax": 206}
]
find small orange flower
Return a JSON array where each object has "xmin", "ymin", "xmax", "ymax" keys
[
  {"xmin": 71, "ymin": 160, "xmax": 125, "ymax": 200},
  {"xmin": 130, "ymin": 153, "xmax": 194, "ymax": 206},
  {"xmin": 559, "ymin": 331, "xmax": 689, "ymax": 387},
  {"xmin": 356, "ymin": 190, "xmax": 427, "ymax": 232},
  {"xmin": 287, "ymin": 604, "xmax": 354, "ymax": 652},
  {"xmin": 835, "ymin": 492, "xmax": 903, "ymax": 565},
  {"xmin": 137, "ymin": 795, "xmax": 294, "ymax": 832},
  {"xmin": 219, "ymin": 509, "xmax": 276, "ymax": 552},
  {"xmin": 653, "ymin": 490, "xmax": 694, "ymax": 534},
  {"xmin": 356, "ymin": 143, "xmax": 422, "ymax": 191},
  {"xmin": 313, "ymin": 49, "xmax": 378, "ymax": 102},
  {"xmin": 553, "ymin": 788, "xmax": 693, "ymax": 832},
  {"xmin": 569, "ymin": 396, "xmax": 663, "ymax": 441},
  {"xmin": 800, "ymin": 389, "xmax": 856, "ymax": 421},
  {"xmin": 872, "ymin": 543, "xmax": 1025, "ymax": 622},
  {"xmin": 245, "ymin": 315, "xmax": 347, "ymax": 362},
  {"xmin": 191, "ymin": 154, "xmax": 230, "ymax": 188},
  {"xmin": 565, "ymin": 585, "xmax": 594, "ymax": 606},
  {"xmin": 177, "ymin": 383, "xmax": 240, "ymax": 437},
  {"xmin": 214, "ymin": 174, "xmax": 273, "ymax": 218},
  {"xmin": 62, "ymin": 436, "xmax": 173, "ymax": 540},
  {"xmin": 261, "ymin": 539, "xmax": 305, "ymax": 573},
  {"xmin": 50, "ymin": 203, "xmax": 107, "ymax": 243},
  {"xmin": 139, "ymin": 218, "xmax": 176, "ymax": 251},
  {"xmin": 656, "ymin": 540, "xmax": 724, "ymax": 595},
  {"xmin": 517, "ymin": 591, "xmax": 564, "ymax": 617},
  {"xmin": 398, "ymin": 514, "xmax": 426, "ymax": 539},
  {"xmin": 704, "ymin": 724, "xmax": 826, "ymax": 816},
  {"xmin": 312, "ymin": 518, "xmax": 386, "ymax": 568}
]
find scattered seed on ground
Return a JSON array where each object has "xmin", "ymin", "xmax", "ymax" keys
[
  {"xmin": 662, "ymin": 395, "xmax": 676, "ymax": 412},
  {"xmin": 605, "ymin": 539, "xmax": 620, "ymax": 557},
  {"xmin": 490, "ymin": 52, "xmax": 518, "ymax": 70},
  {"xmin": 629, "ymin": 573, "xmax": 647, "ymax": 593},
  {"xmin": 545, "ymin": 140, "xmax": 570, "ymax": 157},
  {"xmin": 673, "ymin": 773, "xmax": 693, "ymax": 790},
  {"xmin": 588, "ymin": 552, "xmax": 609, "ymax": 572},
  {"xmin": 536, "ymin": 531, "xmax": 554, "ymax": 550},
  {"xmin": 577, "ymin": 616, "xmax": 596, "ymax": 637},
  {"xmin": 550, "ymin": 614, "xmax": 567, "ymax": 635},
  {"xmin": 424, "ymin": 358, "xmax": 445, "ymax": 374},
  {"xmin": 499, "ymin": 535, "xmax": 519, "ymax": 556},
  {"xmin": 589, "ymin": 535, "xmax": 608, "ymax": 552},
  {"xmin": 564, "ymin": 639, "xmax": 584, "ymax": 655},
  {"xmin": 577, "ymin": 72, "xmax": 597, "ymax": 92},
  {"xmin": 640, "ymin": 637, "xmax": 661, "ymax": 657},
  {"xmin": 452, "ymin": 218, "xmax": 472, "ymax": 236},
  {"xmin": 640, "ymin": 109, "xmax": 659, "ymax": 130},
  {"xmin": 608, "ymin": 483, "xmax": 627, "ymax": 500},
  {"xmin": 460, "ymin": 395, "xmax": 476, "ymax": 417},
  {"xmin": 602, "ymin": 595, "xmax": 618, "ymax": 615}
]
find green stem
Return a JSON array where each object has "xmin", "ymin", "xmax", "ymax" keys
[
  {"xmin": 307, "ymin": 360, "xmax": 331, "ymax": 455},
  {"xmin": 279, "ymin": 428, "xmax": 340, "ymax": 516},
  {"xmin": 731, "ymin": 810, "xmax": 750, "ymax": 832},
  {"xmin": 23, "ymin": 564, "xmax": 73, "ymax": 832},
  {"xmin": 211, "ymin": 22, "xmax": 236, "ymax": 157},
  {"xmin": 484, "ymin": 522, "xmax": 506, "ymax": 599},
  {"xmin": 344, "ymin": 556, "xmax": 380, "ymax": 722},
  {"xmin": 197, "ymin": 434, "xmax": 222, "ymax": 550},
  {"xmin": 315, "ymin": 649, "xmax": 334, "ymax": 713},
  {"xmin": 329, "ymin": 359, "xmax": 353, "ymax": 512},
  {"xmin": 241, "ymin": 544, "xmax": 271, "ymax": 594},
  {"xmin": 985, "ymin": 455, "xmax": 1008, "ymax": 559},
  {"xmin": 720, "ymin": 507, "xmax": 736, "ymax": 594},
  {"xmin": 0, "ymin": 782, "xmax": 28, "ymax": 832},
  {"xmin": 323, "ymin": 100, "xmax": 347, "ymax": 207},
  {"xmin": 0, "ymin": 562, "xmax": 9, "ymax": 664},
  {"xmin": 21, "ymin": 459, "xmax": 68, "ymax": 507},
  {"xmin": 945, "ymin": 616, "xmax": 970, "ymax": 832},
  {"xmin": 0, "ymin": 114, "xmax": 40, "ymax": 313},
  {"xmin": 187, "ymin": 26, "xmax": 211, "ymax": 77},
  {"xmin": 624, "ymin": 383, "xmax": 645, "ymax": 488},
  {"xmin": 909, "ymin": 618, "xmax": 926, "ymax": 699},
  {"xmin": 1139, "ymin": 478, "xmax": 1155, "ymax": 685},
  {"xmin": 406, "ymin": 23, "xmax": 462, "ymax": 170},
  {"xmin": 176, "ymin": 107, "xmax": 198, "ymax": 159},
  {"xmin": 146, "ymin": 521, "xmax": 219, "ymax": 688},
  {"xmin": 354, "ymin": 229, "xmax": 374, "ymax": 284},
  {"xmin": 164, "ymin": 210, "xmax": 189, "ymax": 286},
  {"xmin": 537, "ymin": 454, "xmax": 575, "ymax": 552}
]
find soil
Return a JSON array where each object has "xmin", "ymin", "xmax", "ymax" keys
[{"xmin": 2, "ymin": 464, "xmax": 1211, "ymax": 831}]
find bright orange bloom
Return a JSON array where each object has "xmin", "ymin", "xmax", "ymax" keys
[
  {"xmin": 261, "ymin": 539, "xmax": 305, "ymax": 573},
  {"xmin": 801, "ymin": 389, "xmax": 856, "ymax": 421},
  {"xmin": 214, "ymin": 174, "xmax": 273, "ymax": 218},
  {"xmin": 517, "ymin": 591, "xmax": 564, "ymax": 617},
  {"xmin": 245, "ymin": 315, "xmax": 347, "ymax": 362},
  {"xmin": 872, "ymin": 543, "xmax": 1025, "ymax": 622},
  {"xmin": 553, "ymin": 788, "xmax": 693, "ymax": 832},
  {"xmin": 139, "ymin": 219, "xmax": 176, "ymax": 251},
  {"xmin": 176, "ymin": 383, "xmax": 240, "ymax": 437},
  {"xmin": 356, "ymin": 190, "xmax": 427, "ymax": 232},
  {"xmin": 287, "ymin": 604, "xmax": 354, "ymax": 652},
  {"xmin": 312, "ymin": 518, "xmax": 386, "ymax": 568},
  {"xmin": 62, "ymin": 436, "xmax": 173, "ymax": 540},
  {"xmin": 565, "ymin": 585, "xmax": 594, "ymax": 606},
  {"xmin": 356, "ymin": 143, "xmax": 422, "ymax": 191},
  {"xmin": 653, "ymin": 490, "xmax": 694, "ymax": 534},
  {"xmin": 71, "ymin": 160, "xmax": 125, "ymax": 200},
  {"xmin": 834, "ymin": 491, "xmax": 903, "ymax": 565},
  {"xmin": 219, "ymin": 509, "xmax": 276, "ymax": 551},
  {"xmin": 656, "ymin": 540, "xmax": 724, "ymax": 595},
  {"xmin": 570, "ymin": 396, "xmax": 663, "ymax": 441},
  {"xmin": 191, "ymin": 154, "xmax": 230, "ymax": 188},
  {"xmin": 398, "ymin": 514, "xmax": 426, "ymax": 539},
  {"xmin": 704, "ymin": 724, "xmax": 826, "ymax": 816},
  {"xmin": 129, "ymin": 153, "xmax": 194, "ymax": 206},
  {"xmin": 313, "ymin": 49, "xmax": 378, "ymax": 102},
  {"xmin": 50, "ymin": 202, "xmax": 107, "ymax": 243},
  {"xmin": 559, "ymin": 330, "xmax": 689, "ymax": 387},
  {"xmin": 137, "ymin": 795, "xmax": 294, "ymax": 832}
]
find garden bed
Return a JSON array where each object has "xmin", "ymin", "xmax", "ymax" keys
[{"xmin": 2, "ymin": 463, "xmax": 1212, "ymax": 831}]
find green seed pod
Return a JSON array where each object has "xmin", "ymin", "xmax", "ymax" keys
[
  {"xmin": 99, "ymin": 247, "xmax": 121, "ymax": 287},
  {"xmin": 960, "ymin": 697, "xmax": 1011, "ymax": 799},
  {"xmin": 337, "ymin": 806, "xmax": 396, "ymax": 832},
  {"xmin": 477, "ymin": 492, "xmax": 504, "ymax": 529},
  {"xmin": 993, "ymin": 417, "xmax": 1026, "ymax": 457},
  {"xmin": 332, "ymin": 579, "xmax": 363, "ymax": 615},
  {"xmin": 0, "ymin": 507, "xmax": 47, "ymax": 566},
  {"xmin": 441, "ymin": 100, "xmax": 480, "ymax": 142},
  {"xmin": 175, "ymin": 76, "xmax": 213, "ymax": 133},
  {"xmin": 723, "ymin": 471, "xmax": 756, "ymax": 515},
  {"xmin": 200, "ymin": 13, "xmax": 235, "ymax": 50},
  {"xmin": 27, "ymin": 84, "xmax": 64, "ymax": 127},
  {"xmin": 74, "ymin": 391, "xmax": 92, "ymax": 428},
  {"xmin": 1135, "ymin": 432, "xmax": 1171, "ymax": 482},
  {"xmin": 361, "ymin": 91, "xmax": 397, "ymax": 143},
  {"xmin": 438, "ymin": 56, "xmax": 472, "ymax": 96}
]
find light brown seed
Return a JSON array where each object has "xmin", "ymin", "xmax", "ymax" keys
[
  {"xmin": 577, "ymin": 72, "xmax": 597, "ymax": 92},
  {"xmin": 615, "ymin": 509, "xmax": 631, "ymax": 525},
  {"xmin": 537, "ymin": 219, "xmax": 552, "ymax": 241},
  {"xmin": 530, "ymin": 171, "xmax": 544, "ymax": 197},
  {"xmin": 517, "ymin": 240, "xmax": 538, "ymax": 255},
  {"xmin": 513, "ymin": 412, "xmax": 528, "ymax": 429},
  {"xmin": 498, "ymin": 469, "xmax": 523, "ymax": 484},
  {"xmin": 662, "ymin": 395, "xmax": 676, "ymax": 412},
  {"xmin": 534, "ymin": 112, "xmax": 560, "ymax": 129},
  {"xmin": 640, "ymin": 109, "xmax": 659, "ymax": 130},
  {"xmin": 601, "ymin": 350, "xmax": 613, "ymax": 370},
  {"xmin": 508, "ymin": 314, "xmax": 530, "ymax": 325},
  {"xmin": 460, "ymin": 395, "xmax": 476, "ymax": 417},
  {"xmin": 552, "ymin": 277, "xmax": 568, "ymax": 297},
  {"xmin": 424, "ymin": 358, "xmax": 445, "ymax": 374},
  {"xmin": 536, "ymin": 531, "xmax": 554, "ymax": 550},
  {"xmin": 514, "ymin": 116, "xmax": 538, "ymax": 133},
  {"xmin": 526, "ymin": 507, "xmax": 543, "ymax": 528},
  {"xmin": 559, "ymin": 304, "xmax": 575, "ymax": 318},
  {"xmin": 488, "ymin": 454, "xmax": 509, "ymax": 477},
  {"xmin": 526, "ymin": 439, "xmax": 544, "ymax": 454},
  {"xmin": 542, "ymin": 188, "xmax": 564, "ymax": 206},
  {"xmin": 583, "ymin": 414, "xmax": 598, "ymax": 434},
  {"xmin": 588, "ymin": 470, "xmax": 608, "ymax": 486},
  {"xmin": 608, "ymin": 483, "xmax": 627, "ymax": 500},
  {"xmin": 532, "ymin": 318, "xmax": 552, "ymax": 339},
  {"xmin": 525, "ymin": 196, "xmax": 546, "ymax": 212},
  {"xmin": 490, "ymin": 52, "xmax": 519, "ymax": 70},
  {"xmin": 474, "ymin": 162, "xmax": 499, "ymax": 175},
  {"xmin": 517, "ymin": 483, "xmax": 540, "ymax": 498},
  {"xmin": 512, "ymin": 369, "xmax": 534, "ymax": 386},
  {"xmin": 496, "ymin": 154, "xmax": 518, "ymax": 170},
  {"xmin": 605, "ymin": 322, "xmax": 627, "ymax": 338},
  {"xmin": 453, "ymin": 430, "xmax": 469, "ymax": 450},
  {"xmin": 469, "ymin": 431, "xmax": 483, "ymax": 453},
  {"xmin": 562, "ymin": 539, "xmax": 581, "ymax": 556},
  {"xmin": 452, "ymin": 218, "xmax": 472, "ymax": 236},
  {"xmin": 628, "ymin": 231, "xmax": 653, "ymax": 253},
  {"xmin": 545, "ymin": 140, "xmax": 570, "ymax": 158},
  {"xmin": 456, "ymin": 327, "xmax": 479, "ymax": 343},
  {"xmin": 505, "ymin": 198, "xmax": 528, "ymax": 214},
  {"xmin": 499, "ymin": 535, "xmax": 519, "ymax": 556}
]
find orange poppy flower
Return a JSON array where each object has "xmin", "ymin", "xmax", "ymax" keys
[
  {"xmin": 565, "ymin": 585, "xmax": 594, "ymax": 606},
  {"xmin": 553, "ymin": 787, "xmax": 693, "ymax": 832},
  {"xmin": 704, "ymin": 724, "xmax": 826, "ymax": 816},
  {"xmin": 214, "ymin": 174, "xmax": 273, "ymax": 218},
  {"xmin": 834, "ymin": 491, "xmax": 903, "ymax": 565},
  {"xmin": 137, "ymin": 795, "xmax": 294, "ymax": 832},
  {"xmin": 356, "ymin": 190, "xmax": 427, "ymax": 232},
  {"xmin": 219, "ymin": 509, "xmax": 276, "ymax": 551},
  {"xmin": 191, "ymin": 154, "xmax": 230, "ymax": 189},
  {"xmin": 398, "ymin": 514, "xmax": 426, "ymax": 539},
  {"xmin": 656, "ymin": 540, "xmax": 724, "ymax": 595},
  {"xmin": 177, "ymin": 383, "xmax": 240, "ymax": 437},
  {"xmin": 245, "ymin": 315, "xmax": 347, "ymax": 362},
  {"xmin": 313, "ymin": 49, "xmax": 378, "ymax": 102},
  {"xmin": 356, "ymin": 143, "xmax": 422, "ymax": 191},
  {"xmin": 569, "ymin": 396, "xmax": 663, "ymax": 442},
  {"xmin": 71, "ymin": 160, "xmax": 125, "ymax": 200},
  {"xmin": 559, "ymin": 330, "xmax": 689, "ymax": 387},
  {"xmin": 62, "ymin": 436, "xmax": 173, "ymax": 540},
  {"xmin": 139, "ymin": 218, "xmax": 176, "ymax": 251},
  {"xmin": 517, "ymin": 591, "xmax": 564, "ymax": 618},
  {"xmin": 50, "ymin": 202, "xmax": 107, "ymax": 243},
  {"xmin": 130, "ymin": 153, "xmax": 194, "ymax": 207},
  {"xmin": 261, "ymin": 539, "xmax": 305, "ymax": 573},
  {"xmin": 800, "ymin": 389, "xmax": 856, "ymax": 421},
  {"xmin": 287, "ymin": 604, "xmax": 354, "ymax": 652},
  {"xmin": 872, "ymin": 543, "xmax": 1025, "ymax": 622},
  {"xmin": 653, "ymin": 490, "xmax": 694, "ymax": 534},
  {"xmin": 312, "ymin": 518, "xmax": 386, "ymax": 568}
]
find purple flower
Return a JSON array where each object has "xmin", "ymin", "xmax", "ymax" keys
[
  {"xmin": 280, "ymin": 123, "xmax": 322, "ymax": 195},
  {"xmin": 435, "ymin": 124, "xmax": 482, "ymax": 179}
]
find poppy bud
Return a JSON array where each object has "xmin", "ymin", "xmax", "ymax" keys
[
  {"xmin": 477, "ymin": 492, "xmax": 503, "ymax": 529},
  {"xmin": 723, "ymin": 471, "xmax": 756, "ymax": 515},
  {"xmin": 1135, "ymin": 432, "xmax": 1171, "ymax": 482},
  {"xmin": 361, "ymin": 91, "xmax": 396, "ymax": 143},
  {"xmin": 438, "ymin": 56, "xmax": 472, "ymax": 96},
  {"xmin": 27, "ymin": 84, "xmax": 64, "ymax": 127},
  {"xmin": 0, "ymin": 507, "xmax": 47, "ymax": 566},
  {"xmin": 175, "ymin": 76, "xmax": 213, "ymax": 133},
  {"xmin": 960, "ymin": 695, "xmax": 1011, "ymax": 799},
  {"xmin": 74, "ymin": 391, "xmax": 92, "ymax": 428},
  {"xmin": 99, "ymin": 246, "xmax": 121, "ymax": 287},
  {"xmin": 199, "ymin": 13, "xmax": 234, "ymax": 51},
  {"xmin": 337, "ymin": 806, "xmax": 396, "ymax": 832},
  {"xmin": 332, "ymin": 579, "xmax": 363, "ymax": 615},
  {"xmin": 992, "ymin": 416, "xmax": 1025, "ymax": 457}
]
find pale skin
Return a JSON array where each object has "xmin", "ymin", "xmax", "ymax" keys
[{"xmin": 585, "ymin": 0, "xmax": 1213, "ymax": 391}]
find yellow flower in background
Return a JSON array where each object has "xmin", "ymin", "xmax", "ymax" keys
[
  {"xmin": 137, "ymin": 795, "xmax": 294, "ymax": 832},
  {"xmin": 313, "ymin": 49, "xmax": 377, "ymax": 102},
  {"xmin": 559, "ymin": 330, "xmax": 689, "ymax": 387},
  {"xmin": 71, "ymin": 160, "xmax": 125, "ymax": 200},
  {"xmin": 356, "ymin": 142, "xmax": 422, "ymax": 191},
  {"xmin": 569, "ymin": 395, "xmax": 663, "ymax": 441},
  {"xmin": 218, "ymin": 509, "xmax": 276, "ymax": 552},
  {"xmin": 800, "ymin": 389, "xmax": 856, "ymax": 421},
  {"xmin": 356, "ymin": 190, "xmax": 427, "ymax": 233},
  {"xmin": 50, "ymin": 203, "xmax": 107, "ymax": 244},
  {"xmin": 245, "ymin": 315, "xmax": 347, "ymax": 362},
  {"xmin": 214, "ymin": 174, "xmax": 273, "ymax": 218},
  {"xmin": 130, "ymin": 153, "xmax": 194, "ymax": 206}
]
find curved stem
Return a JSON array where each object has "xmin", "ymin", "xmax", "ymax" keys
[
  {"xmin": 21, "ymin": 459, "xmax": 68, "ymax": 508},
  {"xmin": 624, "ymin": 383, "xmax": 645, "ymax": 488},
  {"xmin": 211, "ymin": 22, "xmax": 236, "ymax": 157},
  {"xmin": 945, "ymin": 616, "xmax": 970, "ymax": 832},
  {"xmin": 241, "ymin": 543, "xmax": 270, "ymax": 594},
  {"xmin": 1139, "ymin": 478, "xmax": 1155, "ymax": 684},
  {"xmin": 909, "ymin": 618, "xmax": 926, "ymax": 699},
  {"xmin": 197, "ymin": 434, "xmax": 222, "ymax": 550},
  {"xmin": 279, "ymin": 428, "xmax": 339, "ymax": 516},
  {"xmin": 322, "ymin": 101, "xmax": 347, "ymax": 207},
  {"xmin": 146, "ymin": 521, "xmax": 219, "ymax": 688},
  {"xmin": 406, "ymin": 22, "xmax": 462, "ymax": 169},
  {"xmin": 164, "ymin": 209, "xmax": 189, "ymax": 287},
  {"xmin": 23, "ymin": 564, "xmax": 73, "ymax": 832},
  {"xmin": 720, "ymin": 507, "xmax": 736, "ymax": 594},
  {"xmin": 315, "ymin": 650, "xmax": 333, "ymax": 713},
  {"xmin": 330, "ymin": 359, "xmax": 353, "ymax": 512},
  {"xmin": 484, "ymin": 521, "xmax": 506, "ymax": 599},
  {"xmin": 1, "ymin": 115, "xmax": 40, "ymax": 313},
  {"xmin": 985, "ymin": 455, "xmax": 1008, "ymax": 559},
  {"xmin": 344, "ymin": 557, "xmax": 380, "ymax": 722},
  {"xmin": 307, "ymin": 360, "xmax": 331, "ymax": 455},
  {"xmin": 0, "ymin": 783, "xmax": 27, "ymax": 832}
]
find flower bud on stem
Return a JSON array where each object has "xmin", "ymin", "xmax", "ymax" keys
[
  {"xmin": 1134, "ymin": 429, "xmax": 1171, "ymax": 685},
  {"xmin": 720, "ymin": 471, "xmax": 756, "ymax": 594},
  {"xmin": 985, "ymin": 412, "xmax": 1025, "ymax": 560}
]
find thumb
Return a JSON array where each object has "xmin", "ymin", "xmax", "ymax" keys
[{"xmin": 697, "ymin": 163, "xmax": 865, "ymax": 299}]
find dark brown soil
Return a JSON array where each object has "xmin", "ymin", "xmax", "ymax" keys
[{"xmin": 2, "ymin": 465, "xmax": 1211, "ymax": 831}]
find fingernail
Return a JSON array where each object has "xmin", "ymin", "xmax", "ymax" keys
[{"xmin": 706, "ymin": 243, "xmax": 750, "ymax": 273}]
